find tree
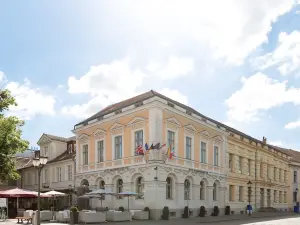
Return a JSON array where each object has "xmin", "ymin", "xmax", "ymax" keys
[{"xmin": 0, "ymin": 89, "xmax": 29, "ymax": 183}]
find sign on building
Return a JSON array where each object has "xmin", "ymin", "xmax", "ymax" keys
[{"xmin": 0, "ymin": 198, "xmax": 7, "ymax": 207}]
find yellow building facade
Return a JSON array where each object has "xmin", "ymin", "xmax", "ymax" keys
[{"xmin": 73, "ymin": 90, "xmax": 292, "ymax": 218}]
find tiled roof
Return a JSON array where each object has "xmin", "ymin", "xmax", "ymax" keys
[
  {"xmin": 74, "ymin": 90, "xmax": 293, "ymax": 156},
  {"xmin": 43, "ymin": 133, "xmax": 75, "ymax": 143},
  {"xmin": 47, "ymin": 150, "xmax": 75, "ymax": 163},
  {"xmin": 286, "ymin": 149, "xmax": 300, "ymax": 163}
]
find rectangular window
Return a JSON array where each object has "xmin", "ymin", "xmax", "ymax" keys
[
  {"xmin": 274, "ymin": 167, "xmax": 277, "ymax": 181},
  {"xmin": 56, "ymin": 167, "xmax": 62, "ymax": 182},
  {"xmin": 229, "ymin": 185, "xmax": 234, "ymax": 201},
  {"xmin": 115, "ymin": 136, "xmax": 122, "ymax": 159},
  {"xmin": 248, "ymin": 159, "xmax": 251, "ymax": 176},
  {"xmin": 167, "ymin": 130, "xmax": 175, "ymax": 150},
  {"xmin": 229, "ymin": 154, "xmax": 233, "ymax": 171},
  {"xmin": 279, "ymin": 191, "xmax": 282, "ymax": 203},
  {"xmin": 43, "ymin": 169, "xmax": 48, "ymax": 183},
  {"xmin": 294, "ymin": 191, "xmax": 298, "ymax": 202},
  {"xmin": 239, "ymin": 186, "xmax": 243, "ymax": 202},
  {"xmin": 44, "ymin": 146, "xmax": 48, "ymax": 157},
  {"xmin": 294, "ymin": 171, "xmax": 297, "ymax": 183},
  {"xmin": 186, "ymin": 137, "xmax": 192, "ymax": 160},
  {"xmin": 279, "ymin": 169, "xmax": 282, "ymax": 181},
  {"xmin": 274, "ymin": 190, "xmax": 277, "ymax": 203},
  {"xmin": 97, "ymin": 140, "xmax": 104, "ymax": 162},
  {"xmin": 134, "ymin": 130, "xmax": 143, "ymax": 155},
  {"xmin": 200, "ymin": 142, "xmax": 207, "ymax": 163},
  {"xmin": 267, "ymin": 165, "xmax": 270, "ymax": 179},
  {"xmin": 82, "ymin": 144, "xmax": 88, "ymax": 165},
  {"xmin": 213, "ymin": 146, "xmax": 219, "ymax": 166},
  {"xmin": 67, "ymin": 165, "xmax": 72, "ymax": 181},
  {"xmin": 239, "ymin": 156, "xmax": 243, "ymax": 173}
]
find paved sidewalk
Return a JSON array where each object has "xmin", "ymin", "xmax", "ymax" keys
[{"xmin": 196, "ymin": 212, "xmax": 297, "ymax": 223}]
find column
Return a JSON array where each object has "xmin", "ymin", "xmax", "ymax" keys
[
  {"xmin": 219, "ymin": 187, "xmax": 226, "ymax": 209},
  {"xmin": 264, "ymin": 189, "xmax": 268, "ymax": 207},
  {"xmin": 270, "ymin": 189, "xmax": 274, "ymax": 207},
  {"xmin": 207, "ymin": 186, "xmax": 214, "ymax": 209}
]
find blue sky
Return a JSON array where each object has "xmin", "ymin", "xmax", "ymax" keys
[{"xmin": 1, "ymin": 1, "xmax": 300, "ymax": 149}]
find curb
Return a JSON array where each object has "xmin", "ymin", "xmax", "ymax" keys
[{"xmin": 196, "ymin": 213, "xmax": 297, "ymax": 223}]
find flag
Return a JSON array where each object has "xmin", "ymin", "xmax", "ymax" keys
[
  {"xmin": 149, "ymin": 143, "xmax": 154, "ymax": 150},
  {"xmin": 153, "ymin": 143, "xmax": 160, "ymax": 150},
  {"xmin": 144, "ymin": 143, "xmax": 149, "ymax": 151},
  {"xmin": 159, "ymin": 143, "xmax": 167, "ymax": 153},
  {"xmin": 171, "ymin": 146, "xmax": 175, "ymax": 158},
  {"xmin": 135, "ymin": 145, "xmax": 144, "ymax": 155},
  {"xmin": 167, "ymin": 144, "xmax": 172, "ymax": 159}
]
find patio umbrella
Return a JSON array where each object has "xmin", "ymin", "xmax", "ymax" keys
[
  {"xmin": 43, "ymin": 190, "xmax": 67, "ymax": 221},
  {"xmin": 117, "ymin": 191, "xmax": 138, "ymax": 212},
  {"xmin": 86, "ymin": 189, "xmax": 115, "ymax": 207},
  {"xmin": 0, "ymin": 188, "xmax": 38, "ymax": 210}
]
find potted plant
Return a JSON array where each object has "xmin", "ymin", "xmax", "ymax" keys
[
  {"xmin": 225, "ymin": 206, "xmax": 230, "ymax": 215},
  {"xmin": 70, "ymin": 206, "xmax": 79, "ymax": 225},
  {"xmin": 211, "ymin": 206, "xmax": 219, "ymax": 216},
  {"xmin": 161, "ymin": 206, "xmax": 169, "ymax": 220},
  {"xmin": 118, "ymin": 206, "xmax": 125, "ymax": 212},
  {"xmin": 199, "ymin": 206, "xmax": 206, "ymax": 217},
  {"xmin": 182, "ymin": 206, "xmax": 189, "ymax": 218}
]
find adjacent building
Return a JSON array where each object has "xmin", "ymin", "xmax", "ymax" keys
[{"xmin": 18, "ymin": 134, "xmax": 76, "ymax": 208}]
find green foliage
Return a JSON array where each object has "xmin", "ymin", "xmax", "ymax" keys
[
  {"xmin": 70, "ymin": 206, "xmax": 79, "ymax": 212},
  {"xmin": 118, "ymin": 206, "xmax": 125, "ymax": 212},
  {"xmin": 0, "ymin": 89, "xmax": 29, "ymax": 183},
  {"xmin": 199, "ymin": 206, "xmax": 206, "ymax": 217},
  {"xmin": 182, "ymin": 206, "xmax": 189, "ymax": 218},
  {"xmin": 225, "ymin": 206, "xmax": 230, "ymax": 215}
]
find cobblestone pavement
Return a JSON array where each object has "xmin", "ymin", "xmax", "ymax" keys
[{"xmin": 1, "ymin": 213, "xmax": 300, "ymax": 225}]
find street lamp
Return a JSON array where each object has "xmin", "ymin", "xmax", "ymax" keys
[
  {"xmin": 33, "ymin": 156, "xmax": 48, "ymax": 225},
  {"xmin": 247, "ymin": 180, "xmax": 252, "ymax": 216}
]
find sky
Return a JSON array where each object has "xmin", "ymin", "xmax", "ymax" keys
[{"xmin": 1, "ymin": 0, "xmax": 300, "ymax": 150}]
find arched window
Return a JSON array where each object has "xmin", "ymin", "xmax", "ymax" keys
[
  {"xmin": 116, "ymin": 179, "xmax": 123, "ymax": 194},
  {"xmin": 200, "ymin": 181, "xmax": 205, "ymax": 200},
  {"xmin": 166, "ymin": 177, "xmax": 172, "ymax": 199},
  {"xmin": 136, "ymin": 177, "xmax": 144, "ymax": 199},
  {"xmin": 99, "ymin": 180, "xmax": 105, "ymax": 199},
  {"xmin": 184, "ymin": 179, "xmax": 190, "ymax": 200},
  {"xmin": 213, "ymin": 182, "xmax": 217, "ymax": 201}
]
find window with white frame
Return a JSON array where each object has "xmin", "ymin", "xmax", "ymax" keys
[
  {"xmin": 114, "ymin": 136, "xmax": 122, "ymax": 159},
  {"xmin": 200, "ymin": 142, "xmax": 207, "ymax": 163},
  {"xmin": 274, "ymin": 167, "xmax": 277, "ymax": 181},
  {"xmin": 200, "ymin": 180, "xmax": 205, "ymax": 200},
  {"xmin": 293, "ymin": 191, "xmax": 298, "ymax": 202},
  {"xmin": 213, "ymin": 182, "xmax": 217, "ymax": 201},
  {"xmin": 229, "ymin": 185, "xmax": 234, "ymax": 201},
  {"xmin": 134, "ymin": 130, "xmax": 143, "ymax": 154},
  {"xmin": 294, "ymin": 171, "xmax": 297, "ymax": 183},
  {"xmin": 166, "ymin": 177, "xmax": 172, "ymax": 199},
  {"xmin": 213, "ymin": 146, "xmax": 219, "ymax": 166},
  {"xmin": 167, "ymin": 130, "xmax": 175, "ymax": 150},
  {"xmin": 279, "ymin": 191, "xmax": 282, "ymax": 203},
  {"xmin": 43, "ymin": 169, "xmax": 48, "ymax": 183},
  {"xmin": 99, "ymin": 180, "xmax": 105, "ymax": 200},
  {"xmin": 44, "ymin": 146, "xmax": 48, "ymax": 157},
  {"xmin": 274, "ymin": 190, "xmax": 277, "ymax": 203},
  {"xmin": 116, "ymin": 179, "xmax": 123, "ymax": 198},
  {"xmin": 238, "ymin": 156, "xmax": 243, "ymax": 173},
  {"xmin": 82, "ymin": 144, "xmax": 88, "ymax": 165},
  {"xmin": 239, "ymin": 186, "xmax": 243, "ymax": 202},
  {"xmin": 136, "ymin": 177, "xmax": 144, "ymax": 199},
  {"xmin": 185, "ymin": 136, "xmax": 192, "ymax": 160},
  {"xmin": 67, "ymin": 165, "xmax": 72, "ymax": 181},
  {"xmin": 248, "ymin": 159, "xmax": 251, "ymax": 176},
  {"xmin": 56, "ymin": 167, "xmax": 62, "ymax": 182},
  {"xmin": 184, "ymin": 179, "xmax": 190, "ymax": 200},
  {"xmin": 97, "ymin": 140, "xmax": 104, "ymax": 162}
]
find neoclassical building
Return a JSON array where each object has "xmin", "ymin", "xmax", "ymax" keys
[{"xmin": 73, "ymin": 91, "xmax": 228, "ymax": 219}]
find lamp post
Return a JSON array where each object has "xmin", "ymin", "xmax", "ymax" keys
[
  {"xmin": 68, "ymin": 185, "xmax": 73, "ymax": 207},
  {"xmin": 247, "ymin": 180, "xmax": 252, "ymax": 216},
  {"xmin": 33, "ymin": 156, "xmax": 48, "ymax": 225}
]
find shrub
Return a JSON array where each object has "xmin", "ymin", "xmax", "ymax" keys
[
  {"xmin": 225, "ymin": 206, "xmax": 230, "ymax": 215},
  {"xmin": 212, "ymin": 206, "xmax": 219, "ymax": 216},
  {"xmin": 118, "ymin": 206, "xmax": 125, "ymax": 212},
  {"xmin": 199, "ymin": 206, "xmax": 206, "ymax": 217},
  {"xmin": 144, "ymin": 207, "xmax": 150, "ymax": 211},
  {"xmin": 182, "ymin": 206, "xmax": 189, "ymax": 218},
  {"xmin": 70, "ymin": 206, "xmax": 79, "ymax": 212},
  {"xmin": 161, "ymin": 206, "xmax": 169, "ymax": 220}
]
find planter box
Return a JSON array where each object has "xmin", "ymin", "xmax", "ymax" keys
[
  {"xmin": 106, "ymin": 211, "xmax": 131, "ymax": 221},
  {"xmin": 70, "ymin": 211, "xmax": 79, "ymax": 225},
  {"xmin": 79, "ymin": 211, "xmax": 106, "ymax": 223},
  {"xmin": 133, "ymin": 211, "xmax": 149, "ymax": 220}
]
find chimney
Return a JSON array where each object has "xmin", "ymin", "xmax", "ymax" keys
[{"xmin": 262, "ymin": 136, "xmax": 267, "ymax": 144}]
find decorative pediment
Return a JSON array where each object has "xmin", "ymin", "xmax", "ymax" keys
[
  {"xmin": 184, "ymin": 124, "xmax": 197, "ymax": 133},
  {"xmin": 212, "ymin": 135, "xmax": 224, "ymax": 143},
  {"xmin": 37, "ymin": 134, "xmax": 52, "ymax": 145},
  {"xmin": 109, "ymin": 123, "xmax": 125, "ymax": 131},
  {"xmin": 78, "ymin": 134, "xmax": 89, "ymax": 144},
  {"xmin": 200, "ymin": 130, "xmax": 211, "ymax": 138},
  {"xmin": 93, "ymin": 128, "xmax": 106, "ymax": 137},
  {"xmin": 166, "ymin": 117, "xmax": 181, "ymax": 127},
  {"xmin": 127, "ymin": 117, "xmax": 146, "ymax": 126}
]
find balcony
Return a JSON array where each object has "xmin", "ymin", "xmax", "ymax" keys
[{"xmin": 77, "ymin": 150, "xmax": 223, "ymax": 174}]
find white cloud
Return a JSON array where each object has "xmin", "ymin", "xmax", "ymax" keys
[
  {"xmin": 269, "ymin": 140, "xmax": 284, "ymax": 147},
  {"xmin": 160, "ymin": 88, "xmax": 188, "ymax": 105},
  {"xmin": 0, "ymin": 71, "xmax": 5, "ymax": 84},
  {"xmin": 253, "ymin": 31, "xmax": 300, "ymax": 75},
  {"xmin": 57, "ymin": 84, "xmax": 64, "ymax": 89},
  {"xmin": 225, "ymin": 73, "xmax": 300, "ymax": 122},
  {"xmin": 0, "ymin": 72, "xmax": 56, "ymax": 120},
  {"xmin": 107, "ymin": 0, "xmax": 299, "ymax": 65},
  {"xmin": 62, "ymin": 58, "xmax": 190, "ymax": 119},
  {"xmin": 146, "ymin": 56, "xmax": 194, "ymax": 80},
  {"xmin": 285, "ymin": 120, "xmax": 300, "ymax": 129}
]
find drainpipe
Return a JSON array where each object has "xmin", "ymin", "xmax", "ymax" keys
[{"xmin": 255, "ymin": 145, "xmax": 257, "ymax": 211}]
